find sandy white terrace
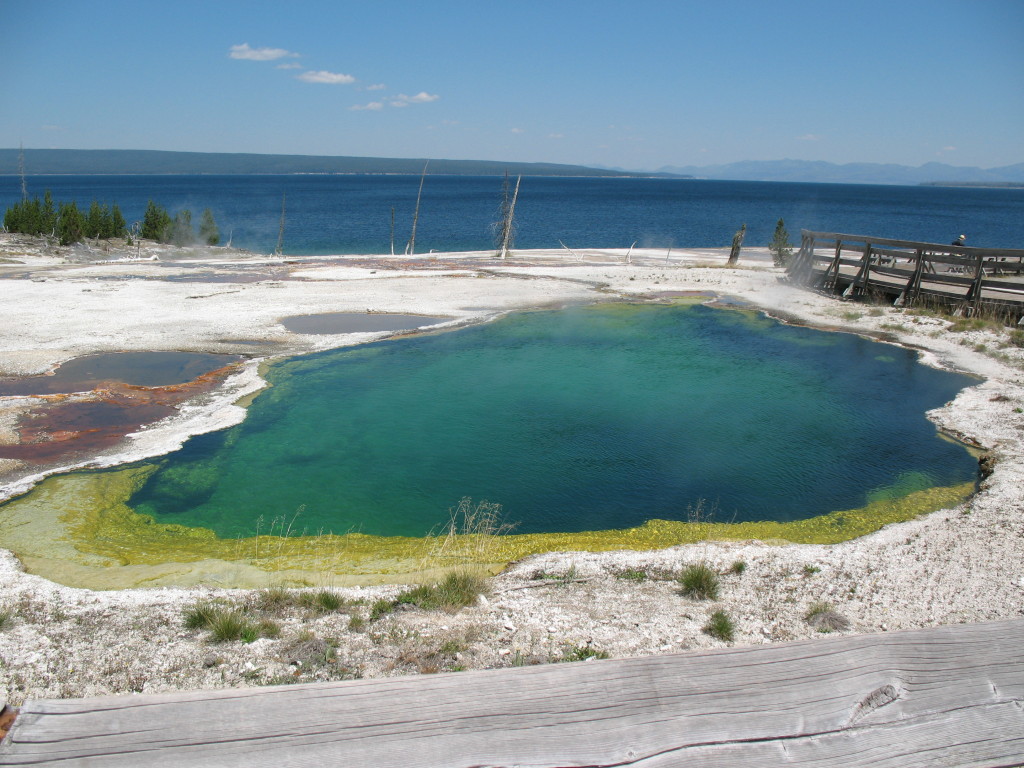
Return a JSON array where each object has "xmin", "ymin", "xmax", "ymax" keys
[{"xmin": 0, "ymin": 234, "xmax": 1022, "ymax": 706}]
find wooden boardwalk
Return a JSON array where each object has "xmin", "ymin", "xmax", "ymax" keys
[
  {"xmin": 787, "ymin": 230, "xmax": 1024, "ymax": 319},
  {"xmin": 2, "ymin": 619, "xmax": 1023, "ymax": 766}
]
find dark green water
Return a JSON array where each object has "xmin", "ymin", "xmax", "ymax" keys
[{"xmin": 129, "ymin": 304, "xmax": 978, "ymax": 538}]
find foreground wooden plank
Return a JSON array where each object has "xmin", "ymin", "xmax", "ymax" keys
[{"xmin": 3, "ymin": 619, "xmax": 1023, "ymax": 767}]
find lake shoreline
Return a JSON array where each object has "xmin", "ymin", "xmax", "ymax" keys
[{"xmin": 1, "ymin": 233, "xmax": 1022, "ymax": 706}]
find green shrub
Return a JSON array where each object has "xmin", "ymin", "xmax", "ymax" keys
[
  {"xmin": 703, "ymin": 610, "xmax": 735, "ymax": 642},
  {"xmin": 728, "ymin": 560, "xmax": 747, "ymax": 575},
  {"xmin": 1008, "ymin": 330, "xmax": 1024, "ymax": 348},
  {"xmin": 678, "ymin": 563, "xmax": 720, "ymax": 600}
]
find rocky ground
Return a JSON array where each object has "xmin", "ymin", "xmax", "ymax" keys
[{"xmin": 0, "ymin": 233, "xmax": 1022, "ymax": 709}]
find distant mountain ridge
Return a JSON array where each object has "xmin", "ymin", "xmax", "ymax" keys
[
  {"xmin": 0, "ymin": 148, "xmax": 664, "ymax": 178},
  {"xmin": 656, "ymin": 159, "xmax": 1024, "ymax": 185}
]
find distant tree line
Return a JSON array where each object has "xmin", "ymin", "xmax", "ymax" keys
[
  {"xmin": 3, "ymin": 192, "xmax": 220, "ymax": 247},
  {"xmin": 3, "ymin": 191, "xmax": 127, "ymax": 245}
]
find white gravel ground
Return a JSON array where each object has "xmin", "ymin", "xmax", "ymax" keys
[{"xmin": 1, "ymin": 234, "xmax": 1022, "ymax": 707}]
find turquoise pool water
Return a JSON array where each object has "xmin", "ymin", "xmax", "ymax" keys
[{"xmin": 128, "ymin": 304, "xmax": 978, "ymax": 538}]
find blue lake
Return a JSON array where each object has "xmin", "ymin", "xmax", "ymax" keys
[{"xmin": 3, "ymin": 174, "xmax": 1022, "ymax": 255}]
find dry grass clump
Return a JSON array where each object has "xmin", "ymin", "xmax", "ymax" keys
[{"xmin": 805, "ymin": 602, "xmax": 851, "ymax": 633}]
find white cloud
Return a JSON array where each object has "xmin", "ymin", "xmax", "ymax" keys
[
  {"xmin": 351, "ymin": 101, "xmax": 384, "ymax": 111},
  {"xmin": 548, "ymin": 133, "xmax": 564, "ymax": 139},
  {"xmin": 939, "ymin": 145, "xmax": 957, "ymax": 153},
  {"xmin": 510, "ymin": 127, "xmax": 524, "ymax": 134},
  {"xmin": 796, "ymin": 133, "xmax": 821, "ymax": 141},
  {"xmin": 229, "ymin": 43, "xmax": 298, "ymax": 61},
  {"xmin": 297, "ymin": 70, "xmax": 356, "ymax": 84},
  {"xmin": 394, "ymin": 92, "xmax": 439, "ymax": 104},
  {"xmin": 366, "ymin": 83, "xmax": 387, "ymax": 91},
  {"xmin": 390, "ymin": 100, "xmax": 409, "ymax": 108},
  {"xmin": 276, "ymin": 62, "xmax": 303, "ymax": 70}
]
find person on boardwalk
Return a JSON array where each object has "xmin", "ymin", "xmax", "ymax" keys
[{"xmin": 952, "ymin": 234, "xmax": 966, "ymax": 247}]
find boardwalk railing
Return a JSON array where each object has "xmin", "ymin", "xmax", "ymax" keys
[
  {"xmin": 3, "ymin": 619, "xmax": 1023, "ymax": 767},
  {"xmin": 787, "ymin": 230, "xmax": 1024, "ymax": 319}
]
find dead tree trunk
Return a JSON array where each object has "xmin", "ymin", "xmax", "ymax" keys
[
  {"xmin": 275, "ymin": 194, "xmax": 286, "ymax": 256},
  {"xmin": 407, "ymin": 161, "xmax": 429, "ymax": 255},
  {"xmin": 497, "ymin": 174, "xmax": 521, "ymax": 259},
  {"xmin": 727, "ymin": 223, "xmax": 746, "ymax": 266}
]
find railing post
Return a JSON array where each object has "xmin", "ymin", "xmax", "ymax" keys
[
  {"xmin": 820, "ymin": 239, "xmax": 844, "ymax": 292},
  {"xmin": 895, "ymin": 248, "xmax": 925, "ymax": 307},
  {"xmin": 843, "ymin": 242, "xmax": 873, "ymax": 298},
  {"xmin": 963, "ymin": 251, "xmax": 987, "ymax": 317}
]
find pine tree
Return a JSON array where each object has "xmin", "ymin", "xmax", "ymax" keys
[
  {"xmin": 769, "ymin": 218, "xmax": 793, "ymax": 267},
  {"xmin": 199, "ymin": 208, "xmax": 220, "ymax": 245},
  {"xmin": 110, "ymin": 204, "xmax": 127, "ymax": 238},
  {"xmin": 141, "ymin": 200, "xmax": 171, "ymax": 241},
  {"xmin": 58, "ymin": 201, "xmax": 84, "ymax": 245},
  {"xmin": 41, "ymin": 191, "xmax": 57, "ymax": 236},
  {"xmin": 85, "ymin": 201, "xmax": 105, "ymax": 239}
]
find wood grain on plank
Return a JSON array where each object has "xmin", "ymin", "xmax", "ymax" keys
[{"xmin": 2, "ymin": 619, "xmax": 1023, "ymax": 767}]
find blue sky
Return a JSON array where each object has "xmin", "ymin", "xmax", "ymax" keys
[{"xmin": 2, "ymin": 0, "xmax": 1021, "ymax": 170}]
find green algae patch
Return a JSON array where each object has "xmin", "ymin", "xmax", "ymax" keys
[{"xmin": 0, "ymin": 465, "xmax": 974, "ymax": 590}]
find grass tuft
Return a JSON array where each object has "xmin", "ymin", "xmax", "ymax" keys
[
  {"xmin": 299, "ymin": 589, "xmax": 345, "ymax": 614},
  {"xmin": 678, "ymin": 563, "xmax": 720, "ymax": 600},
  {"xmin": 182, "ymin": 601, "xmax": 220, "ymax": 630},
  {"xmin": 183, "ymin": 601, "xmax": 280, "ymax": 643},
  {"xmin": 614, "ymin": 568, "xmax": 648, "ymax": 582},
  {"xmin": 561, "ymin": 645, "xmax": 610, "ymax": 662},
  {"xmin": 728, "ymin": 560, "xmax": 747, "ymax": 575},
  {"xmin": 703, "ymin": 610, "xmax": 735, "ymax": 642},
  {"xmin": 207, "ymin": 609, "xmax": 250, "ymax": 643},
  {"xmin": 253, "ymin": 586, "xmax": 294, "ymax": 612},
  {"xmin": 372, "ymin": 570, "xmax": 488, "ymax": 621},
  {"xmin": 804, "ymin": 602, "xmax": 851, "ymax": 633}
]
